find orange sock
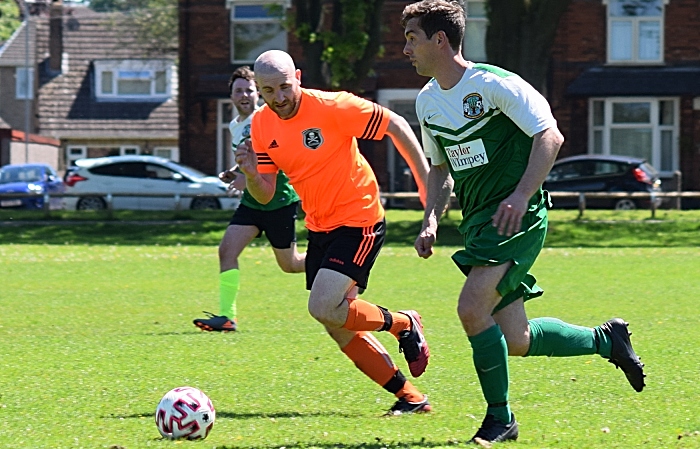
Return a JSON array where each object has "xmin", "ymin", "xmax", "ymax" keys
[
  {"xmin": 389, "ymin": 312, "xmax": 411, "ymax": 337},
  {"xmin": 343, "ymin": 298, "xmax": 387, "ymax": 332},
  {"xmin": 341, "ymin": 331, "xmax": 398, "ymax": 386},
  {"xmin": 396, "ymin": 380, "xmax": 424, "ymax": 403}
]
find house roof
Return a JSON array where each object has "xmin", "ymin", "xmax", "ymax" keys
[
  {"xmin": 567, "ymin": 65, "xmax": 700, "ymax": 97},
  {"xmin": 0, "ymin": 21, "xmax": 36, "ymax": 67},
  {"xmin": 34, "ymin": 7, "xmax": 178, "ymax": 140}
]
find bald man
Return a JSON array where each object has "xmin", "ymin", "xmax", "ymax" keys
[{"xmin": 235, "ymin": 50, "xmax": 433, "ymax": 415}]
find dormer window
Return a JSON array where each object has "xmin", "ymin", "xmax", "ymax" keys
[
  {"xmin": 606, "ymin": 0, "xmax": 664, "ymax": 64},
  {"xmin": 94, "ymin": 59, "xmax": 173, "ymax": 101}
]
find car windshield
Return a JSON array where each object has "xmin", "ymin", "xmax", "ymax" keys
[
  {"xmin": 0, "ymin": 167, "xmax": 44, "ymax": 184},
  {"xmin": 169, "ymin": 162, "xmax": 211, "ymax": 180}
]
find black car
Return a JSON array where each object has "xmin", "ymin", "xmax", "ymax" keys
[{"xmin": 543, "ymin": 155, "xmax": 662, "ymax": 210}]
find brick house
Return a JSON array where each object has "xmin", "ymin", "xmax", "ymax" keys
[
  {"xmin": 28, "ymin": 1, "xmax": 179, "ymax": 172},
  {"xmin": 179, "ymin": 0, "xmax": 700, "ymax": 196}
]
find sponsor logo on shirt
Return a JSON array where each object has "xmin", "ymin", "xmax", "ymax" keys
[
  {"xmin": 302, "ymin": 128, "xmax": 324, "ymax": 150},
  {"xmin": 463, "ymin": 93, "xmax": 485, "ymax": 119},
  {"xmin": 444, "ymin": 139, "xmax": 488, "ymax": 171}
]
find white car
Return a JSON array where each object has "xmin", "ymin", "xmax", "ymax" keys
[{"xmin": 63, "ymin": 155, "xmax": 239, "ymax": 211}]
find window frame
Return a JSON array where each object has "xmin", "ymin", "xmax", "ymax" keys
[
  {"xmin": 462, "ymin": 0, "xmax": 488, "ymax": 62},
  {"xmin": 94, "ymin": 59, "xmax": 173, "ymax": 101},
  {"xmin": 16, "ymin": 67, "xmax": 34, "ymax": 100},
  {"xmin": 120, "ymin": 145, "xmax": 141, "ymax": 156},
  {"xmin": 153, "ymin": 147, "xmax": 180, "ymax": 162},
  {"xmin": 588, "ymin": 97, "xmax": 679, "ymax": 176},
  {"xmin": 227, "ymin": 0, "xmax": 290, "ymax": 64},
  {"xmin": 66, "ymin": 145, "xmax": 87, "ymax": 167},
  {"xmin": 605, "ymin": 0, "xmax": 666, "ymax": 65}
]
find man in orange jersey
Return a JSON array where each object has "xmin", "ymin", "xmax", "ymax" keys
[{"xmin": 235, "ymin": 49, "xmax": 434, "ymax": 415}]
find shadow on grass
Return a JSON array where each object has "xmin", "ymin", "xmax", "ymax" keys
[
  {"xmin": 214, "ymin": 439, "xmax": 461, "ymax": 449},
  {"xmin": 107, "ymin": 410, "xmax": 358, "ymax": 420}
]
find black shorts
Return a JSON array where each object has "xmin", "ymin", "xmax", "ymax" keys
[
  {"xmin": 305, "ymin": 219, "xmax": 386, "ymax": 291},
  {"xmin": 228, "ymin": 202, "xmax": 299, "ymax": 249}
]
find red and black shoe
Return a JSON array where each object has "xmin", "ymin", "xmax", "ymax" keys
[{"xmin": 193, "ymin": 311, "xmax": 237, "ymax": 332}]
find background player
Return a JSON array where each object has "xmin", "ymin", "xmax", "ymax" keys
[
  {"xmin": 235, "ymin": 50, "xmax": 433, "ymax": 414},
  {"xmin": 193, "ymin": 66, "xmax": 304, "ymax": 332},
  {"xmin": 401, "ymin": 0, "xmax": 645, "ymax": 443}
]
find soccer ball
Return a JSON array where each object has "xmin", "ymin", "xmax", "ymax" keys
[{"xmin": 155, "ymin": 386, "xmax": 216, "ymax": 440}]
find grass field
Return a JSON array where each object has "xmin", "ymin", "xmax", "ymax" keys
[{"xmin": 1, "ymin": 210, "xmax": 699, "ymax": 448}]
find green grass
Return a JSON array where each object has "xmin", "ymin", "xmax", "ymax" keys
[{"xmin": 1, "ymin": 211, "xmax": 699, "ymax": 448}]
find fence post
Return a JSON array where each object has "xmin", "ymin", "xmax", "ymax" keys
[
  {"xmin": 106, "ymin": 193, "xmax": 113, "ymax": 220},
  {"xmin": 673, "ymin": 170, "xmax": 682, "ymax": 210},
  {"xmin": 577, "ymin": 192, "xmax": 586, "ymax": 219},
  {"xmin": 43, "ymin": 193, "xmax": 50, "ymax": 218},
  {"xmin": 650, "ymin": 192, "xmax": 657, "ymax": 219}
]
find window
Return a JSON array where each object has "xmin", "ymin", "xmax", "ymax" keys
[
  {"xmin": 228, "ymin": 0, "xmax": 289, "ymax": 63},
  {"xmin": 217, "ymin": 99, "xmax": 236, "ymax": 173},
  {"xmin": 66, "ymin": 146, "xmax": 87, "ymax": 167},
  {"xmin": 16, "ymin": 67, "xmax": 34, "ymax": 100},
  {"xmin": 606, "ymin": 0, "xmax": 664, "ymax": 64},
  {"xmin": 463, "ymin": 0, "xmax": 487, "ymax": 62},
  {"xmin": 153, "ymin": 147, "xmax": 180, "ymax": 162},
  {"xmin": 120, "ymin": 146, "xmax": 141, "ymax": 156},
  {"xmin": 590, "ymin": 97, "xmax": 678, "ymax": 174},
  {"xmin": 94, "ymin": 60, "xmax": 173, "ymax": 101}
]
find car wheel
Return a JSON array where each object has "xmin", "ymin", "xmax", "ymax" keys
[
  {"xmin": 77, "ymin": 196, "xmax": 107, "ymax": 210},
  {"xmin": 614, "ymin": 198, "xmax": 637, "ymax": 210},
  {"xmin": 190, "ymin": 197, "xmax": 220, "ymax": 210}
]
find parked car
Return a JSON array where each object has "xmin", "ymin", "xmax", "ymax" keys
[
  {"xmin": 0, "ymin": 163, "xmax": 65, "ymax": 210},
  {"xmin": 63, "ymin": 156, "xmax": 239, "ymax": 211},
  {"xmin": 543, "ymin": 154, "xmax": 662, "ymax": 210}
]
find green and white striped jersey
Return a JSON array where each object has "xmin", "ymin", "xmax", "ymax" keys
[{"xmin": 417, "ymin": 63, "xmax": 556, "ymax": 225}]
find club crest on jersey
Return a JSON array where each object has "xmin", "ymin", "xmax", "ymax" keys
[
  {"xmin": 242, "ymin": 124, "xmax": 251, "ymax": 139},
  {"xmin": 463, "ymin": 93, "xmax": 484, "ymax": 119},
  {"xmin": 302, "ymin": 128, "xmax": 324, "ymax": 150}
]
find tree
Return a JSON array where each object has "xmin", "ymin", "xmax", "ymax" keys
[
  {"xmin": 0, "ymin": 0, "xmax": 21, "ymax": 43},
  {"xmin": 485, "ymin": 0, "xmax": 571, "ymax": 93},
  {"xmin": 91, "ymin": 0, "xmax": 177, "ymax": 55},
  {"xmin": 290, "ymin": 0, "xmax": 385, "ymax": 92}
]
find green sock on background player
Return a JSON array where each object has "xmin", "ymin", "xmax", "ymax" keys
[{"xmin": 219, "ymin": 269, "xmax": 240, "ymax": 319}]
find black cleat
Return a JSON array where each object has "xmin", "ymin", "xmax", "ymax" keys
[
  {"xmin": 385, "ymin": 395, "xmax": 432, "ymax": 416},
  {"xmin": 193, "ymin": 311, "xmax": 237, "ymax": 332},
  {"xmin": 600, "ymin": 318, "xmax": 645, "ymax": 392},
  {"xmin": 470, "ymin": 413, "xmax": 519, "ymax": 444}
]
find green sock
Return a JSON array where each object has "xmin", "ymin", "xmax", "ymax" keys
[
  {"xmin": 219, "ymin": 269, "xmax": 240, "ymax": 319},
  {"xmin": 468, "ymin": 324, "xmax": 511, "ymax": 424},
  {"xmin": 527, "ymin": 317, "xmax": 606, "ymax": 357}
]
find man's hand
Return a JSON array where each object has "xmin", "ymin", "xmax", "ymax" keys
[
  {"xmin": 414, "ymin": 228, "xmax": 437, "ymax": 259},
  {"xmin": 235, "ymin": 139, "xmax": 259, "ymax": 177},
  {"xmin": 491, "ymin": 191, "xmax": 529, "ymax": 237},
  {"xmin": 219, "ymin": 167, "xmax": 237, "ymax": 184}
]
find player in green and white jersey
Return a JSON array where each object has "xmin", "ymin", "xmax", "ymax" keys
[
  {"xmin": 194, "ymin": 66, "xmax": 303, "ymax": 332},
  {"xmin": 401, "ymin": 1, "xmax": 645, "ymax": 443}
]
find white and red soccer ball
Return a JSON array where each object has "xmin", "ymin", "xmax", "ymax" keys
[{"xmin": 155, "ymin": 386, "xmax": 216, "ymax": 440}]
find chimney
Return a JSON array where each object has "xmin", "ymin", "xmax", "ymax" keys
[{"xmin": 49, "ymin": 0, "xmax": 63, "ymax": 73}]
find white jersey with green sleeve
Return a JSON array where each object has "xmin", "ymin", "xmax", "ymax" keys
[
  {"xmin": 229, "ymin": 113, "xmax": 299, "ymax": 211},
  {"xmin": 417, "ymin": 62, "xmax": 557, "ymax": 226}
]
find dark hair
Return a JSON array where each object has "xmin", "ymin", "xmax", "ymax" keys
[
  {"xmin": 228, "ymin": 65, "xmax": 255, "ymax": 96},
  {"xmin": 400, "ymin": 0, "xmax": 466, "ymax": 51}
]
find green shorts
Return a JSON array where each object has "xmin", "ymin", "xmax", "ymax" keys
[{"xmin": 452, "ymin": 194, "xmax": 549, "ymax": 313}]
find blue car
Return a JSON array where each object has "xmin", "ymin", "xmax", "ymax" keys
[{"xmin": 0, "ymin": 163, "xmax": 65, "ymax": 210}]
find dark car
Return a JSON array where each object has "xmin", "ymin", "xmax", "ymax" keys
[
  {"xmin": 0, "ymin": 163, "xmax": 65, "ymax": 210},
  {"xmin": 543, "ymin": 155, "xmax": 662, "ymax": 210}
]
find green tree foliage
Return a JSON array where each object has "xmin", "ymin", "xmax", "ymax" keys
[
  {"xmin": 90, "ymin": 0, "xmax": 177, "ymax": 55},
  {"xmin": 291, "ymin": 0, "xmax": 385, "ymax": 92},
  {"xmin": 0, "ymin": 0, "xmax": 21, "ymax": 43},
  {"xmin": 485, "ymin": 0, "xmax": 571, "ymax": 93}
]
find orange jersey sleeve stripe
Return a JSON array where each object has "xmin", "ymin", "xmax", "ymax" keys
[{"xmin": 360, "ymin": 103, "xmax": 384, "ymax": 140}]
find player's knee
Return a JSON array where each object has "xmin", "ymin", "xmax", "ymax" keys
[
  {"xmin": 457, "ymin": 301, "xmax": 486, "ymax": 326},
  {"xmin": 277, "ymin": 260, "xmax": 296, "ymax": 273}
]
